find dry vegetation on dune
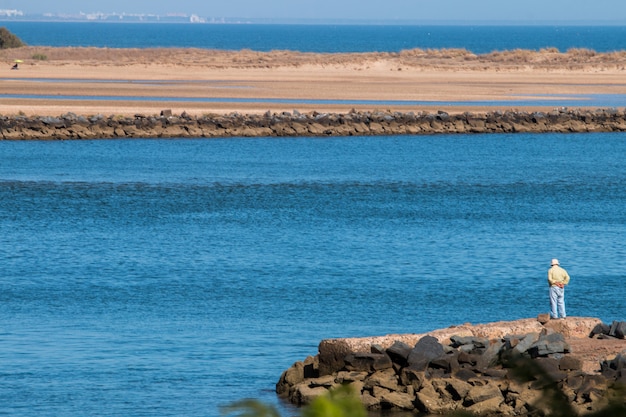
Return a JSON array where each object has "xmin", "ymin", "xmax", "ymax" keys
[{"xmin": 2, "ymin": 46, "xmax": 626, "ymax": 71}]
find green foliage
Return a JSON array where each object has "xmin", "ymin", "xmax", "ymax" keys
[
  {"xmin": 221, "ymin": 385, "xmax": 366, "ymax": 417},
  {"xmin": 302, "ymin": 385, "xmax": 366, "ymax": 417},
  {"xmin": 0, "ymin": 27, "xmax": 25, "ymax": 49},
  {"xmin": 220, "ymin": 398, "xmax": 282, "ymax": 417},
  {"xmin": 32, "ymin": 53, "xmax": 48, "ymax": 61},
  {"xmin": 504, "ymin": 354, "xmax": 626, "ymax": 417},
  {"xmin": 504, "ymin": 355, "xmax": 576, "ymax": 417}
]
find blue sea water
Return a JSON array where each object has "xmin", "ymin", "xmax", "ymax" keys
[
  {"xmin": 1, "ymin": 133, "xmax": 625, "ymax": 416},
  {"xmin": 3, "ymin": 22, "xmax": 626, "ymax": 52}
]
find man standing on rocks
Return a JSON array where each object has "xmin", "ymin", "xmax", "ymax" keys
[{"xmin": 548, "ymin": 258, "xmax": 570, "ymax": 319}]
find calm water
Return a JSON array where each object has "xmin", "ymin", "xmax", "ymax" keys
[
  {"xmin": 3, "ymin": 92, "xmax": 626, "ymax": 108},
  {"xmin": 1, "ymin": 133, "xmax": 625, "ymax": 416},
  {"xmin": 4, "ymin": 22, "xmax": 626, "ymax": 52}
]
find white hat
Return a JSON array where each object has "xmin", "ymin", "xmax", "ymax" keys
[{"xmin": 551, "ymin": 258, "xmax": 560, "ymax": 266}]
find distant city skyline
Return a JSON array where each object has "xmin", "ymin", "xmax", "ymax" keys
[{"xmin": 3, "ymin": 0, "xmax": 626, "ymax": 24}]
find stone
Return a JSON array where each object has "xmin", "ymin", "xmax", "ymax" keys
[
  {"xmin": 360, "ymin": 391, "xmax": 380, "ymax": 409},
  {"xmin": 415, "ymin": 381, "xmax": 457, "ymax": 414},
  {"xmin": 450, "ymin": 335, "xmax": 488, "ymax": 349},
  {"xmin": 290, "ymin": 383, "xmax": 328, "ymax": 405},
  {"xmin": 534, "ymin": 357, "xmax": 568, "ymax": 381},
  {"xmin": 160, "ymin": 109, "xmax": 172, "ymax": 117},
  {"xmin": 335, "ymin": 371, "xmax": 368, "ymax": 383},
  {"xmin": 408, "ymin": 336, "xmax": 444, "ymax": 370},
  {"xmin": 457, "ymin": 350, "xmax": 479, "ymax": 365},
  {"xmin": 318, "ymin": 339, "xmax": 352, "ymax": 375},
  {"xmin": 590, "ymin": 322, "xmax": 611, "ymax": 337},
  {"xmin": 454, "ymin": 368, "xmax": 478, "ymax": 381},
  {"xmin": 465, "ymin": 383, "xmax": 504, "ymax": 405},
  {"xmin": 344, "ymin": 352, "xmax": 393, "ymax": 373},
  {"xmin": 379, "ymin": 391, "xmax": 415, "ymax": 410},
  {"xmin": 280, "ymin": 361, "xmax": 303, "ymax": 388},
  {"xmin": 446, "ymin": 378, "xmax": 472, "ymax": 400},
  {"xmin": 364, "ymin": 368, "xmax": 399, "ymax": 391},
  {"xmin": 559, "ymin": 355, "xmax": 583, "ymax": 371},
  {"xmin": 511, "ymin": 332, "xmax": 540, "ymax": 355},
  {"xmin": 477, "ymin": 339, "xmax": 504, "ymax": 369},
  {"xmin": 303, "ymin": 355, "xmax": 318, "ymax": 379},
  {"xmin": 308, "ymin": 375, "xmax": 336, "ymax": 387},
  {"xmin": 370, "ymin": 344, "xmax": 385, "ymax": 354},
  {"xmin": 465, "ymin": 396, "xmax": 505, "ymax": 415},
  {"xmin": 386, "ymin": 340, "xmax": 412, "ymax": 366},
  {"xmin": 528, "ymin": 333, "xmax": 570, "ymax": 357},
  {"xmin": 537, "ymin": 313, "xmax": 551, "ymax": 324},
  {"xmin": 430, "ymin": 352, "xmax": 460, "ymax": 372}
]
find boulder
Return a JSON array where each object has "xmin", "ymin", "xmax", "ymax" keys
[
  {"xmin": 508, "ymin": 332, "xmax": 540, "ymax": 355},
  {"xmin": 590, "ymin": 322, "xmax": 611, "ymax": 337},
  {"xmin": 335, "ymin": 371, "xmax": 368, "ymax": 383},
  {"xmin": 344, "ymin": 352, "xmax": 393, "ymax": 373},
  {"xmin": 385, "ymin": 341, "xmax": 412, "ymax": 367},
  {"xmin": 276, "ymin": 361, "xmax": 304, "ymax": 396},
  {"xmin": 364, "ymin": 368, "xmax": 399, "ymax": 391},
  {"xmin": 466, "ymin": 383, "xmax": 503, "ymax": 405},
  {"xmin": 379, "ymin": 390, "xmax": 415, "ymax": 410},
  {"xmin": 415, "ymin": 381, "xmax": 457, "ymax": 414},
  {"xmin": 290, "ymin": 383, "xmax": 329, "ymax": 405},
  {"xmin": 408, "ymin": 336, "xmax": 444, "ymax": 370},
  {"xmin": 609, "ymin": 321, "xmax": 626, "ymax": 339},
  {"xmin": 477, "ymin": 339, "xmax": 504, "ymax": 369},
  {"xmin": 528, "ymin": 333, "xmax": 570, "ymax": 358},
  {"xmin": 318, "ymin": 339, "xmax": 352, "ymax": 375}
]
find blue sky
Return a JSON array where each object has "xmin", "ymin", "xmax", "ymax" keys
[{"xmin": 7, "ymin": 0, "xmax": 626, "ymax": 23}]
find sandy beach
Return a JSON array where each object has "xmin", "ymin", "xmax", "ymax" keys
[{"xmin": 2, "ymin": 47, "xmax": 626, "ymax": 117}]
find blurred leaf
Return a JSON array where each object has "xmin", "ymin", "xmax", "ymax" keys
[
  {"xmin": 302, "ymin": 385, "xmax": 366, "ymax": 417},
  {"xmin": 220, "ymin": 398, "xmax": 282, "ymax": 417}
]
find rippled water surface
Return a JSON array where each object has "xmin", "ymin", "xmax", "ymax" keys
[
  {"xmin": 5, "ymin": 22, "xmax": 626, "ymax": 53},
  {"xmin": 1, "ymin": 133, "xmax": 625, "ymax": 416}
]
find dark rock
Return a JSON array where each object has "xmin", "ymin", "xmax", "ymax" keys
[
  {"xmin": 528, "ymin": 333, "xmax": 570, "ymax": 358},
  {"xmin": 378, "ymin": 391, "xmax": 415, "ymax": 410},
  {"xmin": 318, "ymin": 340, "xmax": 352, "ymax": 376},
  {"xmin": 430, "ymin": 352, "xmax": 460, "ymax": 372},
  {"xmin": 534, "ymin": 357, "xmax": 568, "ymax": 381},
  {"xmin": 450, "ymin": 335, "xmax": 488, "ymax": 349},
  {"xmin": 613, "ymin": 321, "xmax": 626, "ymax": 338},
  {"xmin": 537, "ymin": 313, "xmax": 550, "ymax": 324},
  {"xmin": 408, "ymin": 336, "xmax": 445, "ymax": 370},
  {"xmin": 344, "ymin": 352, "xmax": 393, "ymax": 373},
  {"xmin": 476, "ymin": 339, "xmax": 504, "ymax": 369},
  {"xmin": 601, "ymin": 353, "xmax": 626, "ymax": 374},
  {"xmin": 454, "ymin": 368, "xmax": 479, "ymax": 382},
  {"xmin": 465, "ymin": 383, "xmax": 504, "ymax": 406},
  {"xmin": 457, "ymin": 350, "xmax": 479, "ymax": 365},
  {"xmin": 371, "ymin": 344, "xmax": 385, "ymax": 355},
  {"xmin": 386, "ymin": 341, "xmax": 412, "ymax": 367},
  {"xmin": 590, "ymin": 322, "xmax": 611, "ymax": 337}
]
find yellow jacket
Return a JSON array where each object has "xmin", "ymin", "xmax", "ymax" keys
[{"xmin": 548, "ymin": 265, "xmax": 570, "ymax": 287}]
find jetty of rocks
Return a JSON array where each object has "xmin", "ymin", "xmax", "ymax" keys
[
  {"xmin": 276, "ymin": 317, "xmax": 626, "ymax": 416},
  {"xmin": 3, "ymin": 108, "xmax": 626, "ymax": 140}
]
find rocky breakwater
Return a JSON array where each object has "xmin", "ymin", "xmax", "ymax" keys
[
  {"xmin": 276, "ymin": 317, "xmax": 626, "ymax": 415},
  {"xmin": 3, "ymin": 108, "xmax": 626, "ymax": 140}
]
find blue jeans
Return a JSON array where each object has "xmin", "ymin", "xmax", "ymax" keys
[{"xmin": 550, "ymin": 286, "xmax": 566, "ymax": 318}]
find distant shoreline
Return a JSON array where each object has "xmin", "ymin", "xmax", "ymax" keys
[{"xmin": 1, "ymin": 46, "xmax": 626, "ymax": 124}]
